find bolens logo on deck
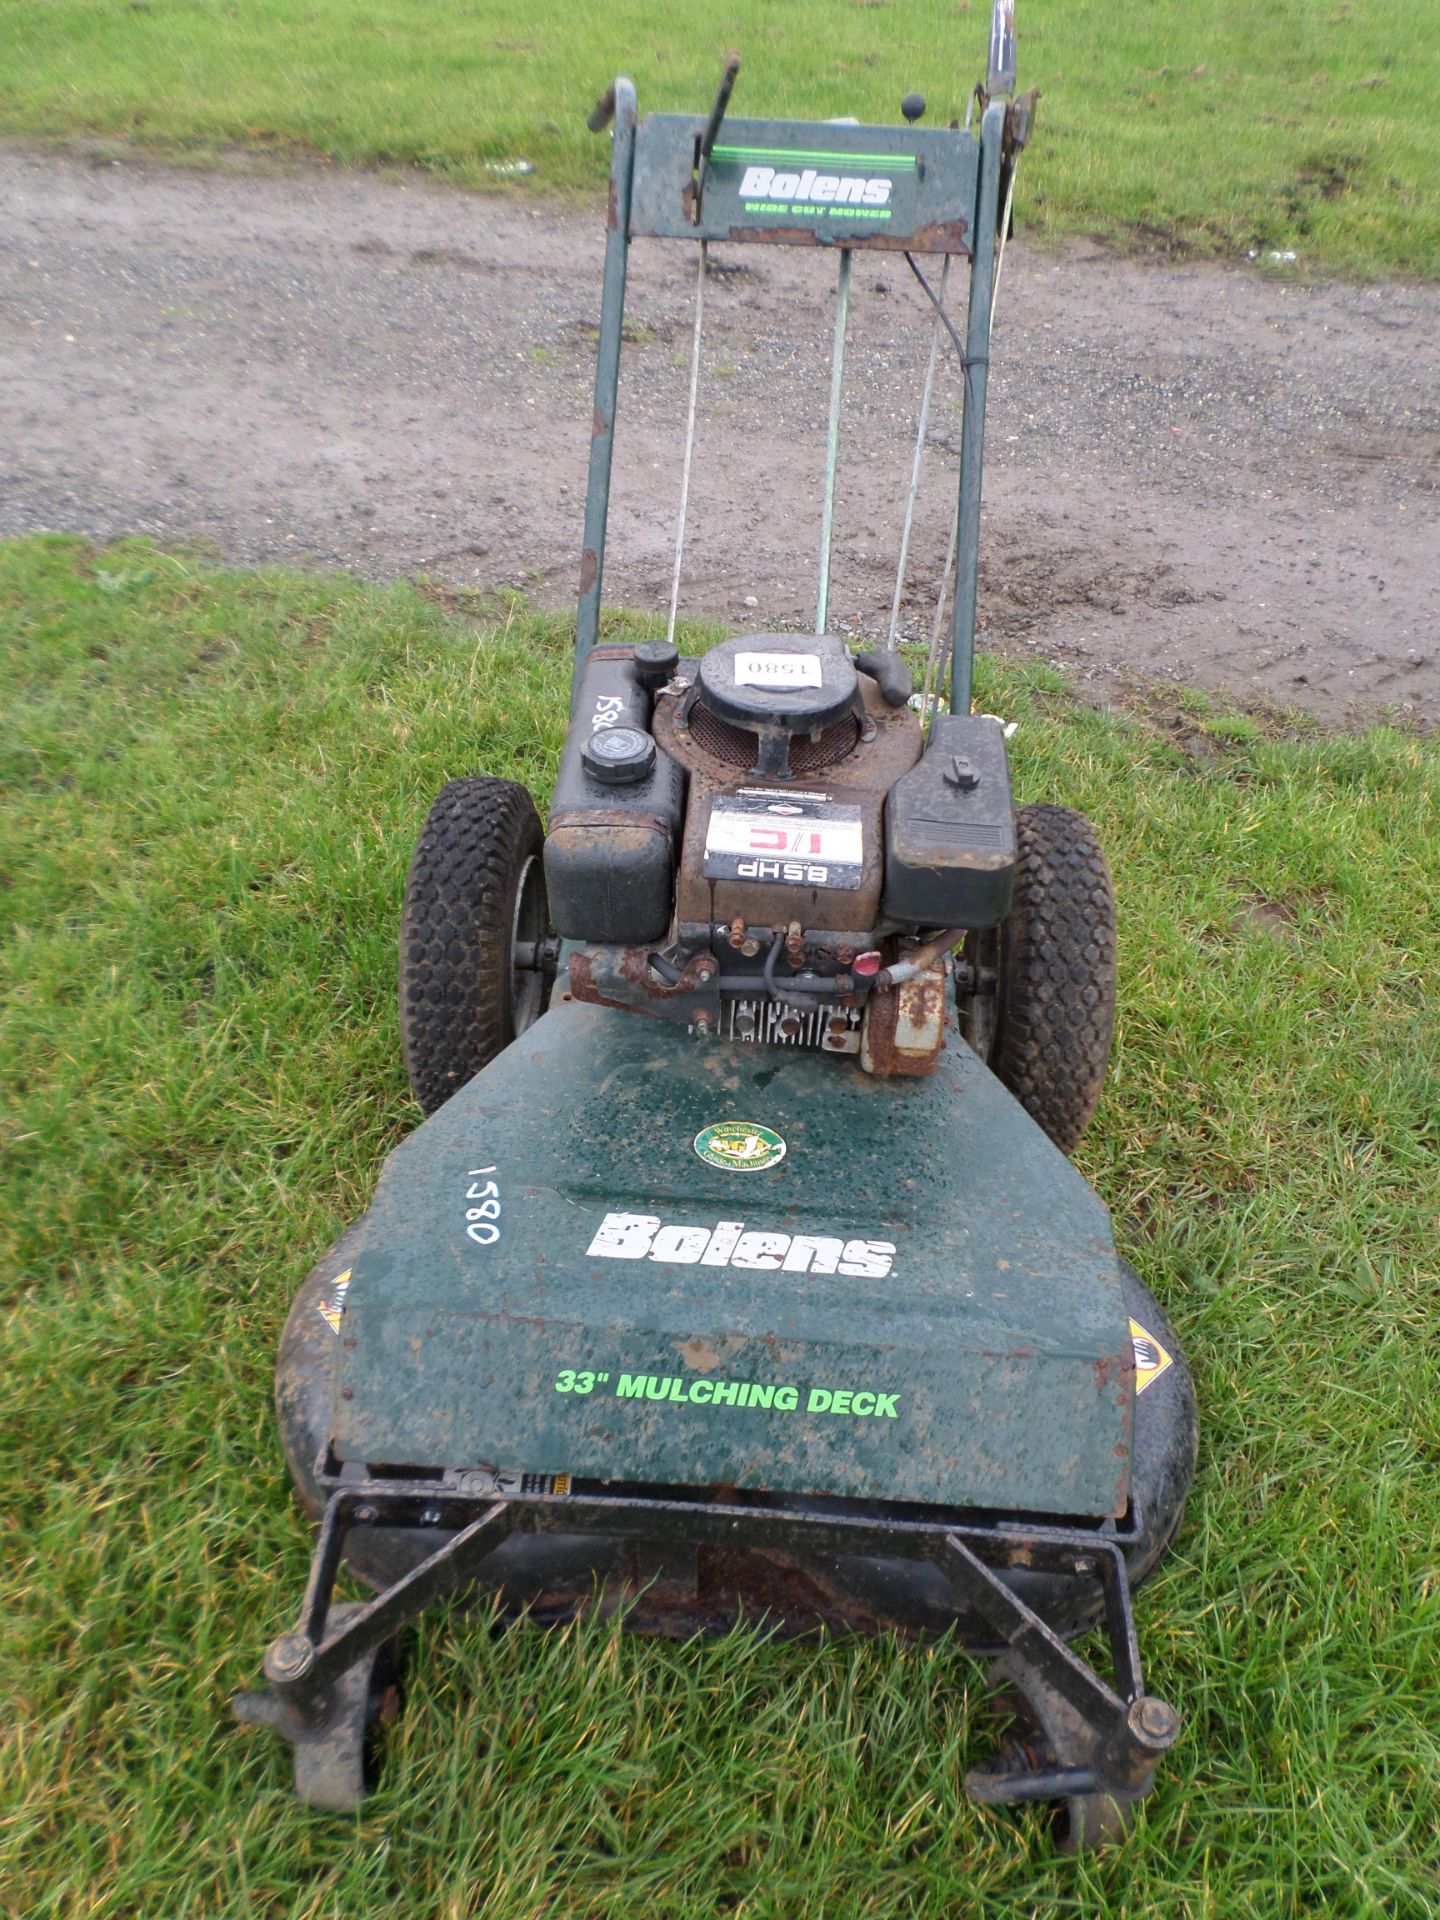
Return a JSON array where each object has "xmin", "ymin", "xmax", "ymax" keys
[
  {"xmin": 695, "ymin": 1120, "xmax": 787, "ymax": 1171},
  {"xmin": 586, "ymin": 1211, "xmax": 895, "ymax": 1279}
]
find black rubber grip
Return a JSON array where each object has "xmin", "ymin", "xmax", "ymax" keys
[
  {"xmin": 854, "ymin": 649, "xmax": 914, "ymax": 708},
  {"xmin": 587, "ymin": 85, "xmax": 616, "ymax": 133}
]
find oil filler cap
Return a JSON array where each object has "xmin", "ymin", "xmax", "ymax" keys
[
  {"xmin": 632, "ymin": 639, "xmax": 680, "ymax": 689},
  {"xmin": 582, "ymin": 725, "xmax": 656, "ymax": 786}
]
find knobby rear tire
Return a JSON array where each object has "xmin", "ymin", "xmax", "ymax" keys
[
  {"xmin": 960, "ymin": 802, "xmax": 1117, "ymax": 1155},
  {"xmin": 398, "ymin": 776, "xmax": 549, "ymax": 1116}
]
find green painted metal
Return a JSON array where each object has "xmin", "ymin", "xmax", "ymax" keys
[
  {"xmin": 628, "ymin": 116, "xmax": 979, "ymax": 251},
  {"xmin": 331, "ymin": 1005, "xmax": 1134, "ymax": 1519},
  {"xmin": 573, "ymin": 77, "xmax": 637, "ymax": 694},
  {"xmin": 949, "ymin": 100, "xmax": 1005, "ymax": 718},
  {"xmin": 579, "ymin": 88, "xmax": 1004, "ymax": 691},
  {"xmin": 814, "ymin": 247, "xmax": 852, "ymax": 635}
]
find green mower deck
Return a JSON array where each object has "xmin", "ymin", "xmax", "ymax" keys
[{"xmin": 331, "ymin": 1003, "xmax": 1133, "ymax": 1519}]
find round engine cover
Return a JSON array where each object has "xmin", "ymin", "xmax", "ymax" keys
[{"xmin": 697, "ymin": 633, "xmax": 858, "ymax": 732}]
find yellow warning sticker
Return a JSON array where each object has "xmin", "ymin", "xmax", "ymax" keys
[
  {"xmin": 1129, "ymin": 1318, "xmax": 1173, "ymax": 1396},
  {"xmin": 318, "ymin": 1269, "xmax": 352, "ymax": 1334}
]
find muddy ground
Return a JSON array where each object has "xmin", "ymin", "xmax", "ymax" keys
[{"xmin": 2, "ymin": 148, "xmax": 1436, "ymax": 724}]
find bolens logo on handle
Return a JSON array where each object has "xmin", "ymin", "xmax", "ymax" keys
[{"xmin": 738, "ymin": 164, "xmax": 893, "ymax": 208}]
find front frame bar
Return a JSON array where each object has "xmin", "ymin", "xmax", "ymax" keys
[{"xmin": 237, "ymin": 1480, "xmax": 1180, "ymax": 1827}]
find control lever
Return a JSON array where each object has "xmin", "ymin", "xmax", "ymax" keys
[{"xmin": 693, "ymin": 52, "xmax": 741, "ymax": 219}]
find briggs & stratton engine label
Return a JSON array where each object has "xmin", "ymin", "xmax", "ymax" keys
[{"xmin": 703, "ymin": 791, "xmax": 863, "ymax": 890}]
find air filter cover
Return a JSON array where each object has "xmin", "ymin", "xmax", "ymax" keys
[{"xmin": 697, "ymin": 633, "xmax": 858, "ymax": 733}]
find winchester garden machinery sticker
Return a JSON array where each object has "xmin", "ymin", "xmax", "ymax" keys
[{"xmin": 694, "ymin": 1120, "xmax": 788, "ymax": 1172}]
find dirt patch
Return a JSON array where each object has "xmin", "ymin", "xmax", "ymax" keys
[
  {"xmin": 1233, "ymin": 896, "xmax": 1300, "ymax": 939},
  {"xmin": 2, "ymin": 147, "xmax": 1437, "ymax": 726}
]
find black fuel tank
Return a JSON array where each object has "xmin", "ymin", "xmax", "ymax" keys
[
  {"xmin": 544, "ymin": 648, "xmax": 686, "ymax": 943},
  {"xmin": 882, "ymin": 715, "xmax": 1016, "ymax": 928}
]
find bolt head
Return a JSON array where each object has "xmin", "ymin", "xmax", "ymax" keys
[
  {"xmin": 1132, "ymin": 1696, "xmax": 1181, "ymax": 1746},
  {"xmin": 264, "ymin": 1632, "xmax": 315, "ymax": 1684}
]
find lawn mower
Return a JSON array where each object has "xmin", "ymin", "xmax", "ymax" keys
[{"xmin": 236, "ymin": 2, "xmax": 1198, "ymax": 1850}]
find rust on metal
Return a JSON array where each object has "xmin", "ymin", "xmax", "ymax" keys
[
  {"xmin": 578, "ymin": 548, "xmax": 599, "ymax": 595},
  {"xmin": 677, "ymin": 1333, "xmax": 747, "ymax": 1373},
  {"xmin": 864, "ymin": 967, "xmax": 952, "ymax": 1075},
  {"xmin": 548, "ymin": 806, "xmax": 675, "ymax": 838},
  {"xmin": 1003, "ymin": 88, "xmax": 1040, "ymax": 158},
  {"xmin": 1093, "ymin": 1349, "xmax": 1128, "ymax": 1394},
  {"xmin": 859, "ymin": 965, "xmax": 946, "ymax": 1079},
  {"xmin": 569, "ymin": 945, "xmax": 717, "ymax": 1013},
  {"xmin": 566, "ymin": 950, "xmax": 600, "ymax": 1002},
  {"xmin": 718, "ymin": 219, "xmax": 972, "ymax": 256},
  {"xmin": 520, "ymin": 1544, "xmax": 908, "ymax": 1641}
]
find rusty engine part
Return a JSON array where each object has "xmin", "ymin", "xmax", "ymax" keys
[
  {"xmin": 653, "ymin": 645, "xmax": 922, "ymax": 942},
  {"xmin": 552, "ymin": 631, "xmax": 1013, "ymax": 1077},
  {"xmin": 860, "ymin": 964, "xmax": 950, "ymax": 1078}
]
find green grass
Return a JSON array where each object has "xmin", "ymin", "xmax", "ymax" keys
[
  {"xmin": 4, "ymin": 533, "xmax": 1440, "ymax": 1916},
  {"xmin": 2, "ymin": 0, "xmax": 1438, "ymax": 276}
]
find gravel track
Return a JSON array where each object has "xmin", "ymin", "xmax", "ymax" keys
[{"xmin": 2, "ymin": 148, "xmax": 1437, "ymax": 724}]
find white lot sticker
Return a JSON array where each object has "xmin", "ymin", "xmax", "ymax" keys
[
  {"xmin": 734, "ymin": 651, "xmax": 822, "ymax": 689},
  {"xmin": 704, "ymin": 793, "xmax": 863, "ymax": 889},
  {"xmin": 464, "ymin": 1164, "xmax": 502, "ymax": 1246},
  {"xmin": 1129, "ymin": 1317, "xmax": 1174, "ymax": 1395},
  {"xmin": 318, "ymin": 1269, "xmax": 352, "ymax": 1334}
]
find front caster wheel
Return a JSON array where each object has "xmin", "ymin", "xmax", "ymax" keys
[
  {"xmin": 1057, "ymin": 1791, "xmax": 1131, "ymax": 1853},
  {"xmin": 290, "ymin": 1604, "xmax": 403, "ymax": 1813}
]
